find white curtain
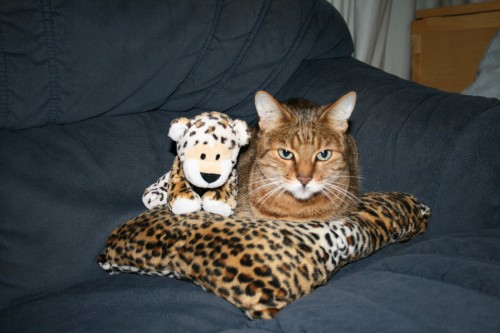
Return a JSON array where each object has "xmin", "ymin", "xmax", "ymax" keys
[{"xmin": 328, "ymin": 0, "xmax": 473, "ymax": 80}]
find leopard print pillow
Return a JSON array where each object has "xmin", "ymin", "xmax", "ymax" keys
[{"xmin": 98, "ymin": 192, "xmax": 430, "ymax": 319}]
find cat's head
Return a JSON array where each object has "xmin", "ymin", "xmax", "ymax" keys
[{"xmin": 252, "ymin": 90, "xmax": 357, "ymax": 201}]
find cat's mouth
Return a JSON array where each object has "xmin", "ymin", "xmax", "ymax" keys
[
  {"xmin": 286, "ymin": 182, "xmax": 319, "ymax": 201},
  {"xmin": 293, "ymin": 189, "xmax": 315, "ymax": 200}
]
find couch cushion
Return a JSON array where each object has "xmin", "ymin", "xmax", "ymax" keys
[
  {"xmin": 0, "ymin": 275, "xmax": 247, "ymax": 333},
  {"xmin": 2, "ymin": 229, "xmax": 499, "ymax": 332},
  {"xmin": 251, "ymin": 228, "xmax": 500, "ymax": 333},
  {"xmin": 0, "ymin": 111, "xmax": 183, "ymax": 309}
]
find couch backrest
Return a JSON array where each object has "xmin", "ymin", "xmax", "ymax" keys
[
  {"xmin": 0, "ymin": 0, "xmax": 353, "ymax": 130},
  {"xmin": 0, "ymin": 0, "xmax": 354, "ymax": 310}
]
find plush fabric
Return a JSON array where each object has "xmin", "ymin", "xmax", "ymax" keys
[
  {"xmin": 98, "ymin": 192, "xmax": 430, "ymax": 320},
  {"xmin": 1, "ymin": 0, "xmax": 499, "ymax": 332},
  {"xmin": 142, "ymin": 112, "xmax": 250, "ymax": 216}
]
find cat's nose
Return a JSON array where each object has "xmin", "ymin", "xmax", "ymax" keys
[{"xmin": 297, "ymin": 175, "xmax": 312, "ymax": 186}]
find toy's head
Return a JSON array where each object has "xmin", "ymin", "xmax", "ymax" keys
[{"xmin": 169, "ymin": 112, "xmax": 250, "ymax": 188}]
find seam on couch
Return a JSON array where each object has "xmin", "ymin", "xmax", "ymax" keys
[
  {"xmin": 422, "ymin": 94, "xmax": 458, "ymax": 202},
  {"xmin": 169, "ymin": 0, "xmax": 224, "ymax": 101},
  {"xmin": 372, "ymin": 251, "xmax": 500, "ymax": 273},
  {"xmin": 0, "ymin": 19, "xmax": 8, "ymax": 129},
  {"xmin": 392, "ymin": 88, "xmax": 442, "ymax": 197},
  {"xmin": 258, "ymin": 1, "xmax": 319, "ymax": 95},
  {"xmin": 229, "ymin": 1, "xmax": 321, "ymax": 112},
  {"xmin": 199, "ymin": 0, "xmax": 271, "ymax": 105},
  {"xmin": 39, "ymin": 0, "xmax": 61, "ymax": 125},
  {"xmin": 432, "ymin": 103, "xmax": 496, "ymax": 207},
  {"xmin": 322, "ymin": 287, "xmax": 429, "ymax": 329},
  {"xmin": 434, "ymin": 101, "xmax": 493, "ymax": 191},
  {"xmin": 362, "ymin": 265, "xmax": 500, "ymax": 299}
]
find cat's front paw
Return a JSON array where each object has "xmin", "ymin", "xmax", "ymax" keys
[
  {"xmin": 169, "ymin": 198, "xmax": 202, "ymax": 215},
  {"xmin": 202, "ymin": 198, "xmax": 233, "ymax": 217}
]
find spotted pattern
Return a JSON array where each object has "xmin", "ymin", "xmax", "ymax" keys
[
  {"xmin": 99, "ymin": 192, "xmax": 430, "ymax": 319},
  {"xmin": 142, "ymin": 111, "xmax": 249, "ymax": 215}
]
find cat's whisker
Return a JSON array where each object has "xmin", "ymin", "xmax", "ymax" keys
[
  {"xmin": 318, "ymin": 189, "xmax": 335, "ymax": 205},
  {"xmin": 334, "ymin": 175, "xmax": 363, "ymax": 180},
  {"xmin": 324, "ymin": 183, "xmax": 352, "ymax": 199},
  {"xmin": 322, "ymin": 186, "xmax": 350, "ymax": 207},
  {"xmin": 246, "ymin": 184, "xmax": 272, "ymax": 198},
  {"xmin": 335, "ymin": 171, "xmax": 363, "ymax": 180},
  {"xmin": 246, "ymin": 174, "xmax": 304, "ymax": 209},
  {"xmin": 269, "ymin": 187, "xmax": 288, "ymax": 205},
  {"xmin": 250, "ymin": 179, "xmax": 281, "ymax": 189},
  {"xmin": 254, "ymin": 185, "xmax": 285, "ymax": 208},
  {"xmin": 324, "ymin": 183, "xmax": 359, "ymax": 204},
  {"xmin": 243, "ymin": 178, "xmax": 280, "ymax": 202},
  {"xmin": 249, "ymin": 178, "xmax": 273, "ymax": 184},
  {"xmin": 267, "ymin": 187, "xmax": 291, "ymax": 208},
  {"xmin": 246, "ymin": 179, "xmax": 281, "ymax": 199},
  {"xmin": 333, "ymin": 183, "xmax": 358, "ymax": 198}
]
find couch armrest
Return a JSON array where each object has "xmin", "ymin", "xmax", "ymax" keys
[{"xmin": 278, "ymin": 57, "xmax": 500, "ymax": 236}]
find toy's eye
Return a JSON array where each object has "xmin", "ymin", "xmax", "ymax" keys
[
  {"xmin": 216, "ymin": 154, "xmax": 220, "ymax": 161},
  {"xmin": 200, "ymin": 153, "xmax": 206, "ymax": 160},
  {"xmin": 278, "ymin": 149, "xmax": 294, "ymax": 160},
  {"xmin": 316, "ymin": 150, "xmax": 332, "ymax": 161}
]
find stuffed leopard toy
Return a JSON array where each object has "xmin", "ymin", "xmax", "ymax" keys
[
  {"xmin": 98, "ymin": 191, "xmax": 430, "ymax": 320},
  {"xmin": 143, "ymin": 112, "xmax": 250, "ymax": 216}
]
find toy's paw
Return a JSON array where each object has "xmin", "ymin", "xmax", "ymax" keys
[
  {"xmin": 170, "ymin": 198, "xmax": 202, "ymax": 215},
  {"xmin": 142, "ymin": 172, "xmax": 170, "ymax": 209},
  {"xmin": 202, "ymin": 198, "xmax": 233, "ymax": 217},
  {"xmin": 143, "ymin": 191, "xmax": 167, "ymax": 209}
]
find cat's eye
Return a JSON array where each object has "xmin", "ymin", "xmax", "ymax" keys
[
  {"xmin": 316, "ymin": 150, "xmax": 332, "ymax": 161},
  {"xmin": 278, "ymin": 149, "xmax": 294, "ymax": 160}
]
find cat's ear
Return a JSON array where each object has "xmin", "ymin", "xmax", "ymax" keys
[
  {"xmin": 321, "ymin": 92, "xmax": 356, "ymax": 133},
  {"xmin": 254, "ymin": 90, "xmax": 291, "ymax": 131}
]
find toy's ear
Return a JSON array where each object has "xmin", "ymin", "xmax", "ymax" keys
[
  {"xmin": 168, "ymin": 117, "xmax": 190, "ymax": 142},
  {"xmin": 232, "ymin": 119, "xmax": 250, "ymax": 146}
]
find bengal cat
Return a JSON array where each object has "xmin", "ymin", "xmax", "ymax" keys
[{"xmin": 235, "ymin": 91, "xmax": 360, "ymax": 222}]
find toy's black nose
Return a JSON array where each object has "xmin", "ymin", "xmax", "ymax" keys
[{"xmin": 201, "ymin": 172, "xmax": 221, "ymax": 184}]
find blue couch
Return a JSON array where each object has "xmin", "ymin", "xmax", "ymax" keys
[{"xmin": 1, "ymin": 1, "xmax": 499, "ymax": 332}]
